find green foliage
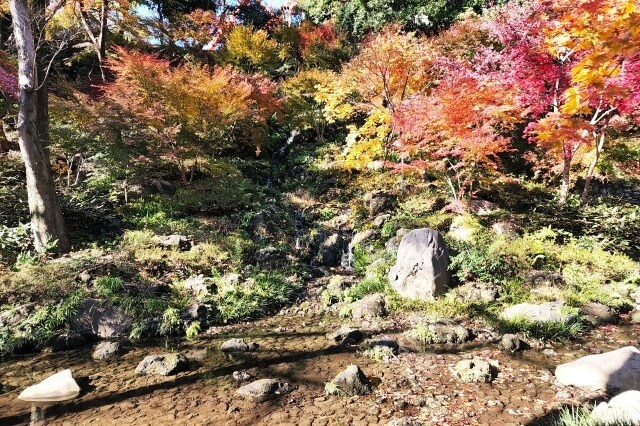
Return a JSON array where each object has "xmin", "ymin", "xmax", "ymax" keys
[
  {"xmin": 344, "ymin": 277, "xmax": 387, "ymax": 303},
  {"xmin": 300, "ymin": 0, "xmax": 490, "ymax": 41},
  {"xmin": 185, "ymin": 321, "xmax": 201, "ymax": 341},
  {"xmin": 449, "ymin": 234, "xmax": 518, "ymax": 284},
  {"xmin": 174, "ymin": 162, "xmax": 257, "ymax": 214},
  {"xmin": 0, "ymin": 290, "xmax": 85, "ymax": 356},
  {"xmin": 215, "ymin": 272, "xmax": 301, "ymax": 322},
  {"xmin": 496, "ymin": 315, "xmax": 583, "ymax": 341}
]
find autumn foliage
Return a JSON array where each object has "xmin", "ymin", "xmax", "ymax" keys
[{"xmin": 105, "ymin": 47, "xmax": 280, "ymax": 182}]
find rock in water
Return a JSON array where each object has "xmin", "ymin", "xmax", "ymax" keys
[
  {"xmin": 590, "ymin": 391, "xmax": 640, "ymax": 425},
  {"xmin": 236, "ymin": 379, "xmax": 290, "ymax": 402},
  {"xmin": 135, "ymin": 353, "xmax": 189, "ymax": 376},
  {"xmin": 18, "ymin": 369, "xmax": 80, "ymax": 402},
  {"xmin": 453, "ymin": 359, "xmax": 496, "ymax": 383},
  {"xmin": 388, "ymin": 229, "xmax": 449, "ymax": 300},
  {"xmin": 555, "ymin": 346, "xmax": 640, "ymax": 392},
  {"xmin": 220, "ymin": 338, "xmax": 259, "ymax": 353},
  {"xmin": 327, "ymin": 365, "xmax": 371, "ymax": 396}
]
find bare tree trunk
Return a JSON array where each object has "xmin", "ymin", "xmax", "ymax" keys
[
  {"xmin": 559, "ymin": 156, "xmax": 571, "ymax": 203},
  {"xmin": 10, "ymin": 0, "xmax": 70, "ymax": 253},
  {"xmin": 581, "ymin": 130, "xmax": 606, "ymax": 204}
]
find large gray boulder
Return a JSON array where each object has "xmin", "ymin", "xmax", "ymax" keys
[
  {"xmin": 71, "ymin": 299, "xmax": 132, "ymax": 339},
  {"xmin": 555, "ymin": 346, "xmax": 640, "ymax": 393},
  {"xmin": 388, "ymin": 229, "xmax": 449, "ymax": 300}
]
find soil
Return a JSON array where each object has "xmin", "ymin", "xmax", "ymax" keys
[{"xmin": 0, "ymin": 280, "xmax": 638, "ymax": 426}]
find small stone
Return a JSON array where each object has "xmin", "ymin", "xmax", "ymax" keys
[
  {"xmin": 368, "ymin": 336, "xmax": 399, "ymax": 354},
  {"xmin": 236, "ymin": 379, "xmax": 291, "ymax": 402},
  {"xmin": 453, "ymin": 358, "xmax": 495, "ymax": 383},
  {"xmin": 232, "ymin": 370, "xmax": 253, "ymax": 382},
  {"xmin": 92, "ymin": 341, "xmax": 125, "ymax": 361},
  {"xmin": 327, "ymin": 365, "xmax": 371, "ymax": 396},
  {"xmin": 76, "ymin": 270, "xmax": 92, "ymax": 283},
  {"xmin": 135, "ymin": 353, "xmax": 189, "ymax": 376},
  {"xmin": 220, "ymin": 338, "xmax": 259, "ymax": 353},
  {"xmin": 499, "ymin": 334, "xmax": 526, "ymax": 353}
]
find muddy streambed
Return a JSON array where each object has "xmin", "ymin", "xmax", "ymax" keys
[{"xmin": 0, "ymin": 312, "xmax": 638, "ymax": 426}]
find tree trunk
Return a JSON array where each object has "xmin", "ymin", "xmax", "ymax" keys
[
  {"xmin": 581, "ymin": 130, "xmax": 606, "ymax": 204},
  {"xmin": 559, "ymin": 156, "xmax": 571, "ymax": 203},
  {"xmin": 10, "ymin": 0, "xmax": 70, "ymax": 253}
]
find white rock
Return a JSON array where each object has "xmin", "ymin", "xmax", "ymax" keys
[
  {"xmin": 591, "ymin": 391, "xmax": 640, "ymax": 425},
  {"xmin": 555, "ymin": 346, "xmax": 640, "ymax": 392},
  {"xmin": 18, "ymin": 369, "xmax": 80, "ymax": 403}
]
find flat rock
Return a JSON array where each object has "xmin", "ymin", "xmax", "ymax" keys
[
  {"xmin": 501, "ymin": 302, "xmax": 575, "ymax": 324},
  {"xmin": 591, "ymin": 390, "xmax": 640, "ymax": 425},
  {"xmin": 154, "ymin": 234, "xmax": 192, "ymax": 251},
  {"xmin": 220, "ymin": 338, "xmax": 259, "ymax": 353},
  {"xmin": 555, "ymin": 346, "xmax": 640, "ymax": 392},
  {"xmin": 18, "ymin": 369, "xmax": 80, "ymax": 403},
  {"xmin": 135, "ymin": 353, "xmax": 189, "ymax": 376},
  {"xmin": 236, "ymin": 379, "xmax": 290, "ymax": 402},
  {"xmin": 327, "ymin": 365, "xmax": 371, "ymax": 396},
  {"xmin": 454, "ymin": 282, "xmax": 499, "ymax": 303}
]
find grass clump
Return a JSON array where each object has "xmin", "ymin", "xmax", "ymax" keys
[
  {"xmin": 361, "ymin": 345, "xmax": 396, "ymax": 362},
  {"xmin": 0, "ymin": 290, "xmax": 85, "ymax": 356},
  {"xmin": 539, "ymin": 404, "xmax": 634, "ymax": 426},
  {"xmin": 497, "ymin": 315, "xmax": 583, "ymax": 341},
  {"xmin": 215, "ymin": 272, "xmax": 301, "ymax": 322},
  {"xmin": 344, "ymin": 277, "xmax": 388, "ymax": 303}
]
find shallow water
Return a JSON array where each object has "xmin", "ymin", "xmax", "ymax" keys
[{"xmin": 0, "ymin": 312, "xmax": 638, "ymax": 426}]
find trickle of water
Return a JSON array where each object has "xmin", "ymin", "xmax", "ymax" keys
[{"xmin": 340, "ymin": 236, "xmax": 355, "ymax": 269}]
